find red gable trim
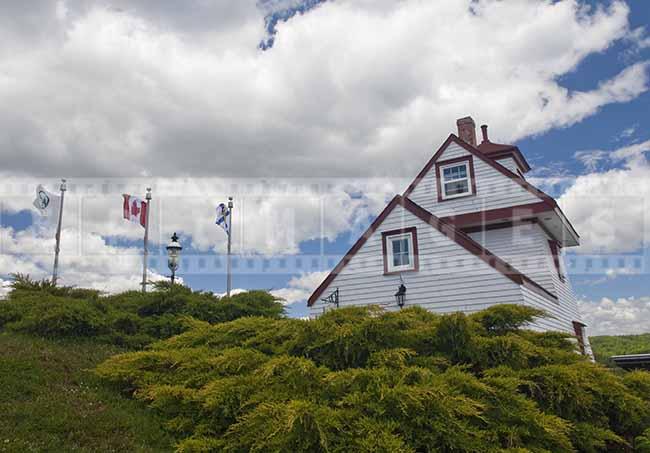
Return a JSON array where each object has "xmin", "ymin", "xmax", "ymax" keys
[
  {"xmin": 402, "ymin": 134, "xmax": 555, "ymax": 206},
  {"xmin": 307, "ymin": 195, "xmax": 557, "ymax": 306}
]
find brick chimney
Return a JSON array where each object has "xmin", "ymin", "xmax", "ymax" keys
[{"xmin": 456, "ymin": 116, "xmax": 477, "ymax": 146}]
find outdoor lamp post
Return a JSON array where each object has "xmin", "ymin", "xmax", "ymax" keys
[
  {"xmin": 166, "ymin": 232, "xmax": 182, "ymax": 284},
  {"xmin": 395, "ymin": 283, "xmax": 406, "ymax": 309}
]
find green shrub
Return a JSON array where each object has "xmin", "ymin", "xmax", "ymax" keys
[
  {"xmin": 0, "ymin": 275, "xmax": 284, "ymax": 347},
  {"xmin": 96, "ymin": 304, "xmax": 650, "ymax": 452}
]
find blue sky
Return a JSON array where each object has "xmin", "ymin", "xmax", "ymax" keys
[{"xmin": 1, "ymin": 0, "xmax": 649, "ymax": 334}]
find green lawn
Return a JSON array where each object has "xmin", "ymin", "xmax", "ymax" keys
[{"xmin": 0, "ymin": 333, "xmax": 173, "ymax": 452}]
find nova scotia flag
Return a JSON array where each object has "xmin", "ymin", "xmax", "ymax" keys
[{"xmin": 215, "ymin": 203, "xmax": 231, "ymax": 235}]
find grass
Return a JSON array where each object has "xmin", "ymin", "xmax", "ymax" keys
[
  {"xmin": 0, "ymin": 333, "xmax": 174, "ymax": 452},
  {"xmin": 590, "ymin": 333, "xmax": 650, "ymax": 366}
]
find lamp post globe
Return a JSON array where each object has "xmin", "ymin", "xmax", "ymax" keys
[{"xmin": 166, "ymin": 232, "xmax": 182, "ymax": 284}]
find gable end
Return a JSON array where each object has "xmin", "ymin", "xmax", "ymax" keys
[
  {"xmin": 403, "ymin": 134, "xmax": 555, "ymax": 206},
  {"xmin": 307, "ymin": 195, "xmax": 557, "ymax": 306}
]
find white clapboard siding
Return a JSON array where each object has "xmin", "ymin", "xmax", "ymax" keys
[
  {"xmin": 468, "ymin": 223, "xmax": 557, "ymax": 296},
  {"xmin": 407, "ymin": 142, "xmax": 541, "ymax": 218},
  {"xmin": 469, "ymin": 223, "xmax": 585, "ymax": 332},
  {"xmin": 495, "ymin": 157, "xmax": 519, "ymax": 174},
  {"xmin": 521, "ymin": 285, "xmax": 575, "ymax": 333},
  {"xmin": 544, "ymin": 242, "xmax": 582, "ymax": 323},
  {"xmin": 309, "ymin": 204, "xmax": 525, "ymax": 318}
]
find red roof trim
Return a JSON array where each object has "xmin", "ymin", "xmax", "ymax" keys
[
  {"xmin": 402, "ymin": 134, "xmax": 456, "ymax": 198},
  {"xmin": 307, "ymin": 195, "xmax": 557, "ymax": 306}
]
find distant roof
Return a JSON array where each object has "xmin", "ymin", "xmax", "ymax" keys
[{"xmin": 611, "ymin": 354, "xmax": 650, "ymax": 370}]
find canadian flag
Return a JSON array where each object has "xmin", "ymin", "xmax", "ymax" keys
[{"xmin": 122, "ymin": 194, "xmax": 148, "ymax": 228}]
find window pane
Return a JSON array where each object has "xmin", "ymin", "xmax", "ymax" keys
[
  {"xmin": 393, "ymin": 251, "xmax": 410, "ymax": 267},
  {"xmin": 391, "ymin": 238, "xmax": 410, "ymax": 267},
  {"xmin": 444, "ymin": 180, "xmax": 469, "ymax": 196},
  {"xmin": 399, "ymin": 238, "xmax": 409, "ymax": 254},
  {"xmin": 443, "ymin": 164, "xmax": 467, "ymax": 181}
]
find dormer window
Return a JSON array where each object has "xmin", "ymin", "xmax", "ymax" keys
[
  {"xmin": 382, "ymin": 227, "xmax": 419, "ymax": 274},
  {"xmin": 435, "ymin": 156, "xmax": 476, "ymax": 201}
]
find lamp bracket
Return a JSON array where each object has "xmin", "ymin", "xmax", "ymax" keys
[{"xmin": 321, "ymin": 288, "xmax": 339, "ymax": 308}]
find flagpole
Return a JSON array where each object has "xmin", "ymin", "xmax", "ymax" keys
[
  {"xmin": 227, "ymin": 196, "xmax": 233, "ymax": 297},
  {"xmin": 52, "ymin": 179, "xmax": 67, "ymax": 285},
  {"xmin": 142, "ymin": 187, "xmax": 152, "ymax": 293}
]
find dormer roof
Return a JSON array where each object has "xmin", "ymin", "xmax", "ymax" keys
[{"xmin": 477, "ymin": 125, "xmax": 531, "ymax": 173}]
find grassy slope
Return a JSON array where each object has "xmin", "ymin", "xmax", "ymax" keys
[
  {"xmin": 590, "ymin": 333, "xmax": 650, "ymax": 365},
  {"xmin": 0, "ymin": 333, "xmax": 173, "ymax": 452}
]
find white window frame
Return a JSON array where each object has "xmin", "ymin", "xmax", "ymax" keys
[
  {"xmin": 385, "ymin": 232, "xmax": 415, "ymax": 273},
  {"xmin": 440, "ymin": 161, "xmax": 472, "ymax": 200}
]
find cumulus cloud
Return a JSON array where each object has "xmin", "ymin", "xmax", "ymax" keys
[
  {"xmin": 214, "ymin": 288, "xmax": 248, "ymax": 298},
  {"xmin": 271, "ymin": 270, "xmax": 328, "ymax": 305},
  {"xmin": 0, "ymin": 0, "xmax": 647, "ymax": 180},
  {"xmin": 1, "ymin": 177, "xmax": 397, "ymax": 254},
  {"xmin": 580, "ymin": 296, "xmax": 650, "ymax": 336},
  {"xmin": 0, "ymin": 224, "xmax": 169, "ymax": 293},
  {"xmin": 0, "ymin": 278, "xmax": 12, "ymax": 299},
  {"xmin": 559, "ymin": 138, "xmax": 650, "ymax": 253},
  {"xmin": 2, "ymin": 0, "xmax": 650, "ymax": 290}
]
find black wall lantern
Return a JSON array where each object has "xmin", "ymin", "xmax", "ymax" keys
[{"xmin": 395, "ymin": 283, "xmax": 407, "ymax": 308}]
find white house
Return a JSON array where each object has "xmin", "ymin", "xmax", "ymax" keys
[{"xmin": 308, "ymin": 116, "xmax": 591, "ymax": 356}]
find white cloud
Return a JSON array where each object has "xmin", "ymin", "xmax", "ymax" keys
[
  {"xmin": 559, "ymin": 139, "xmax": 650, "ymax": 253},
  {"xmin": 0, "ymin": 176, "xmax": 394, "ymax": 292},
  {"xmin": 0, "ymin": 1, "xmax": 646, "ymax": 179},
  {"xmin": 574, "ymin": 150, "xmax": 609, "ymax": 172},
  {"xmin": 627, "ymin": 26, "xmax": 650, "ymax": 51},
  {"xmin": 214, "ymin": 288, "xmax": 248, "ymax": 298},
  {"xmin": 0, "ymin": 225, "xmax": 169, "ymax": 293},
  {"xmin": 610, "ymin": 139, "xmax": 650, "ymax": 163},
  {"xmin": 1, "ymin": 177, "xmax": 397, "ymax": 255},
  {"xmin": 1, "ymin": 1, "xmax": 649, "ymax": 290},
  {"xmin": 615, "ymin": 124, "xmax": 638, "ymax": 141},
  {"xmin": 580, "ymin": 296, "xmax": 650, "ymax": 336},
  {"xmin": 271, "ymin": 270, "xmax": 329, "ymax": 305},
  {"xmin": 0, "ymin": 278, "xmax": 12, "ymax": 299}
]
